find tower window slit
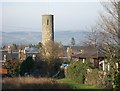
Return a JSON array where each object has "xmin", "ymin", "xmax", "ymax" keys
[{"xmin": 47, "ymin": 19, "xmax": 49, "ymax": 25}]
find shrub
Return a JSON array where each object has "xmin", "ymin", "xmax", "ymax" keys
[
  {"xmin": 4, "ymin": 59, "xmax": 21, "ymax": 77},
  {"xmin": 20, "ymin": 56, "xmax": 35, "ymax": 76},
  {"xmin": 113, "ymin": 71, "xmax": 120, "ymax": 89},
  {"xmin": 38, "ymin": 58, "xmax": 63, "ymax": 77},
  {"xmin": 85, "ymin": 69, "xmax": 112, "ymax": 88},
  {"xmin": 66, "ymin": 61, "xmax": 89, "ymax": 84},
  {"xmin": 47, "ymin": 58, "xmax": 63, "ymax": 77},
  {"xmin": 40, "ymin": 41, "xmax": 64, "ymax": 77}
]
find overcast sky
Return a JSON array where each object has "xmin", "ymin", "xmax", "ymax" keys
[{"xmin": 1, "ymin": 1, "xmax": 105, "ymax": 32}]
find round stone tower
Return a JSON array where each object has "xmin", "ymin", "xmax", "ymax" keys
[{"xmin": 42, "ymin": 14, "xmax": 54, "ymax": 45}]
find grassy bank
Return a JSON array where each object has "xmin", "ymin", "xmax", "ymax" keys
[
  {"xmin": 2, "ymin": 77, "xmax": 71, "ymax": 89},
  {"xmin": 2, "ymin": 77, "xmax": 101, "ymax": 89},
  {"xmin": 57, "ymin": 78, "xmax": 98, "ymax": 89}
]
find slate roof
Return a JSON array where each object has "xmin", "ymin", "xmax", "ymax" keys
[
  {"xmin": 71, "ymin": 46, "xmax": 105, "ymax": 59},
  {"xmin": 0, "ymin": 50, "xmax": 41, "ymax": 61},
  {"xmin": 24, "ymin": 47, "xmax": 38, "ymax": 52},
  {"xmin": 63, "ymin": 46, "xmax": 83, "ymax": 56},
  {"xmin": 0, "ymin": 50, "xmax": 18, "ymax": 61}
]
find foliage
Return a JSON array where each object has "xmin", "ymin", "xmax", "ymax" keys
[
  {"xmin": 41, "ymin": 41, "xmax": 64, "ymax": 60},
  {"xmin": 66, "ymin": 61, "xmax": 89, "ymax": 84},
  {"xmin": 4, "ymin": 59, "xmax": 21, "ymax": 77},
  {"xmin": 85, "ymin": 69, "xmax": 112, "ymax": 88},
  {"xmin": 71, "ymin": 37, "xmax": 75, "ymax": 46},
  {"xmin": 84, "ymin": 1, "xmax": 120, "ymax": 88},
  {"xmin": 40, "ymin": 41, "xmax": 64, "ymax": 77},
  {"xmin": 20, "ymin": 56, "xmax": 35, "ymax": 75},
  {"xmin": 47, "ymin": 58, "xmax": 63, "ymax": 77},
  {"xmin": 62, "ymin": 59, "xmax": 71, "ymax": 64},
  {"xmin": 100, "ymin": 0, "xmax": 120, "ymax": 67},
  {"xmin": 113, "ymin": 71, "xmax": 120, "ymax": 89},
  {"xmin": 8, "ymin": 66, "xmax": 20, "ymax": 77},
  {"xmin": 38, "ymin": 42, "xmax": 42, "ymax": 49},
  {"xmin": 99, "ymin": 1, "xmax": 120, "ymax": 89}
]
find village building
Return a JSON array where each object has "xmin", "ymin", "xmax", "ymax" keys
[{"xmin": 60, "ymin": 45, "xmax": 113, "ymax": 72}]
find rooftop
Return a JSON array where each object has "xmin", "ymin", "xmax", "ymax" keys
[{"xmin": 42, "ymin": 14, "xmax": 54, "ymax": 16}]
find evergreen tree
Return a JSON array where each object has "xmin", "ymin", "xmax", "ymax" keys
[
  {"xmin": 20, "ymin": 56, "xmax": 35, "ymax": 76},
  {"xmin": 71, "ymin": 37, "xmax": 75, "ymax": 46}
]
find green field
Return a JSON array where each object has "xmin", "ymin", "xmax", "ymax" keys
[{"xmin": 57, "ymin": 78, "xmax": 99, "ymax": 89}]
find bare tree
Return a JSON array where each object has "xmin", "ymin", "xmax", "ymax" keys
[
  {"xmin": 41, "ymin": 41, "xmax": 64, "ymax": 61},
  {"xmin": 82, "ymin": 1, "xmax": 120, "ymax": 88},
  {"xmin": 85, "ymin": 0, "xmax": 120, "ymax": 63},
  {"xmin": 84, "ymin": 1, "xmax": 120, "ymax": 88},
  {"xmin": 99, "ymin": 0, "xmax": 120, "ymax": 65},
  {"xmin": 99, "ymin": 1, "xmax": 119, "ymax": 45},
  {"xmin": 40, "ymin": 41, "xmax": 64, "ymax": 76},
  {"xmin": 83, "ymin": 25, "xmax": 108, "ymax": 48}
]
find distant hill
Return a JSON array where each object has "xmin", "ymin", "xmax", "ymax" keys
[{"xmin": 1, "ymin": 31, "xmax": 90, "ymax": 46}]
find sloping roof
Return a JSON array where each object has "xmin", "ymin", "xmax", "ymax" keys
[
  {"xmin": 0, "ymin": 51, "xmax": 18, "ymax": 61},
  {"xmin": 71, "ymin": 47, "xmax": 105, "ymax": 59},
  {"xmin": 64, "ymin": 46, "xmax": 82, "ymax": 51},
  {"xmin": 0, "ymin": 68, "xmax": 8, "ymax": 74},
  {"xmin": 24, "ymin": 47, "xmax": 38, "ymax": 52},
  {"xmin": 63, "ymin": 46, "xmax": 84, "ymax": 56}
]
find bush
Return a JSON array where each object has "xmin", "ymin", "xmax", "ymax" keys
[
  {"xmin": 39, "ymin": 58, "xmax": 63, "ymax": 77},
  {"xmin": 20, "ymin": 56, "xmax": 35, "ymax": 76},
  {"xmin": 113, "ymin": 71, "xmax": 120, "ymax": 89},
  {"xmin": 85, "ymin": 69, "xmax": 112, "ymax": 88},
  {"xmin": 66, "ymin": 61, "xmax": 89, "ymax": 84},
  {"xmin": 4, "ymin": 59, "xmax": 21, "ymax": 77},
  {"xmin": 47, "ymin": 58, "xmax": 63, "ymax": 77}
]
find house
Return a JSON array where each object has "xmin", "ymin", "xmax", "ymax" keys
[
  {"xmin": 63, "ymin": 46, "xmax": 81, "ymax": 57},
  {"xmin": 0, "ymin": 50, "xmax": 18, "ymax": 61},
  {"xmin": 71, "ymin": 46, "xmax": 105, "ymax": 68},
  {"xmin": 0, "ymin": 46, "xmax": 41, "ymax": 62},
  {"xmin": 69, "ymin": 46, "xmax": 120, "ymax": 72},
  {"xmin": 22, "ymin": 46, "xmax": 40, "ymax": 61}
]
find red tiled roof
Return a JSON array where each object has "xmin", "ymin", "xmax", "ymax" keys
[{"xmin": 0, "ymin": 68, "xmax": 8, "ymax": 74}]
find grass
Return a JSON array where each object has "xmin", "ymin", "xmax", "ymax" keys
[
  {"xmin": 2, "ymin": 77, "xmax": 101, "ymax": 89},
  {"xmin": 2, "ymin": 77, "xmax": 71, "ymax": 89},
  {"xmin": 57, "ymin": 78, "xmax": 98, "ymax": 89}
]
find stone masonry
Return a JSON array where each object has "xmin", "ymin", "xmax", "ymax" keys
[{"xmin": 42, "ymin": 14, "xmax": 54, "ymax": 45}]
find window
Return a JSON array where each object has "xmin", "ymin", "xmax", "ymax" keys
[{"xmin": 47, "ymin": 19, "xmax": 49, "ymax": 25}]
